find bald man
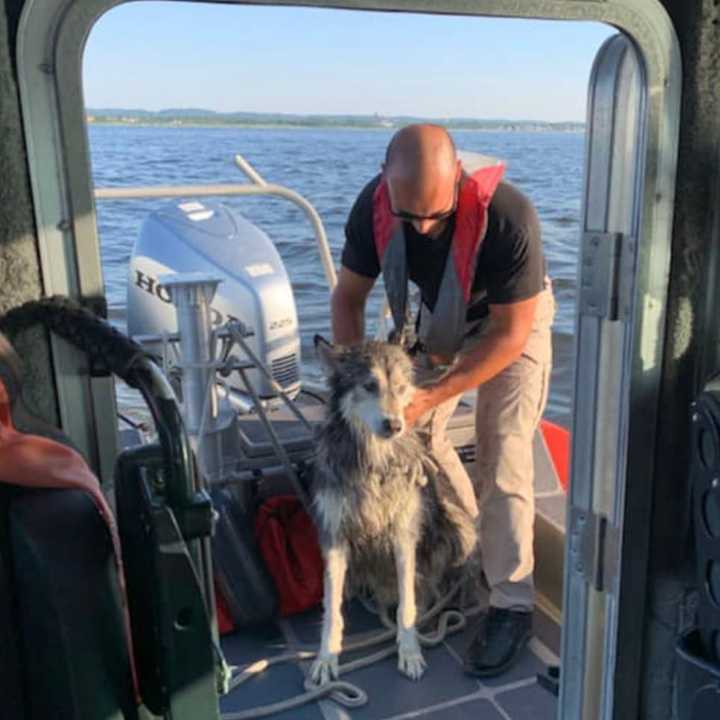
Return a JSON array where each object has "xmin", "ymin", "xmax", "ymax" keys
[{"xmin": 332, "ymin": 124, "xmax": 554, "ymax": 678}]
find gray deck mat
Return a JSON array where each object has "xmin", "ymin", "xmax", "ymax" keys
[
  {"xmin": 220, "ymin": 593, "xmax": 559, "ymax": 719},
  {"xmin": 220, "ymin": 409, "xmax": 564, "ymax": 718}
]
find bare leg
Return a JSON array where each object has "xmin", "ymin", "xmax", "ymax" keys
[
  {"xmin": 310, "ymin": 544, "xmax": 348, "ymax": 685},
  {"xmin": 394, "ymin": 532, "xmax": 426, "ymax": 679}
]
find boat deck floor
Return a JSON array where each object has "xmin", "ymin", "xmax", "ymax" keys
[{"xmin": 219, "ymin": 589, "xmax": 560, "ymax": 720}]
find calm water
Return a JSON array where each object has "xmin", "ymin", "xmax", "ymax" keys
[{"xmin": 89, "ymin": 125, "xmax": 581, "ymax": 426}]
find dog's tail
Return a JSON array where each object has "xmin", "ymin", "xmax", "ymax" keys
[
  {"xmin": 421, "ymin": 456, "xmax": 476, "ymax": 562},
  {"xmin": 421, "ymin": 458, "xmax": 477, "ymax": 565},
  {"xmin": 441, "ymin": 493, "xmax": 477, "ymax": 565}
]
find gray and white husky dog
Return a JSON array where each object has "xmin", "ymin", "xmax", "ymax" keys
[{"xmin": 309, "ymin": 337, "xmax": 476, "ymax": 685}]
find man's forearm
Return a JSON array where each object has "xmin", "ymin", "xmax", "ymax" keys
[
  {"xmin": 424, "ymin": 330, "xmax": 526, "ymax": 406},
  {"xmin": 331, "ymin": 295, "xmax": 365, "ymax": 345}
]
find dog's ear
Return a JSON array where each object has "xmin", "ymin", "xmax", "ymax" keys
[{"xmin": 314, "ymin": 334, "xmax": 338, "ymax": 373}]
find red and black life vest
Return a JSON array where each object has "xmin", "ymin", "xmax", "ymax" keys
[{"xmin": 372, "ymin": 158, "xmax": 505, "ymax": 359}]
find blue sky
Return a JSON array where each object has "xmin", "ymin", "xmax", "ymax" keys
[{"xmin": 83, "ymin": 2, "xmax": 614, "ymax": 122}]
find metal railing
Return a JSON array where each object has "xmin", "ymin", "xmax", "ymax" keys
[{"xmin": 94, "ymin": 153, "xmax": 338, "ymax": 293}]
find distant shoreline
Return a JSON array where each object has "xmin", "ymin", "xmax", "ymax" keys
[
  {"xmin": 85, "ymin": 109, "xmax": 584, "ymax": 133},
  {"xmin": 87, "ymin": 119, "xmax": 584, "ymax": 133}
]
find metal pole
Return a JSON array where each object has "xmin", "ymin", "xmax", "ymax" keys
[
  {"xmin": 226, "ymin": 322, "xmax": 313, "ymax": 433},
  {"xmin": 160, "ymin": 272, "xmax": 222, "ymax": 480}
]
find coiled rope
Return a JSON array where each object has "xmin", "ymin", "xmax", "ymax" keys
[{"xmin": 221, "ymin": 580, "xmax": 478, "ymax": 719}]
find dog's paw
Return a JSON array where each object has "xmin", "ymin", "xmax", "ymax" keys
[
  {"xmin": 397, "ymin": 631, "xmax": 426, "ymax": 680},
  {"xmin": 398, "ymin": 645, "xmax": 427, "ymax": 680},
  {"xmin": 309, "ymin": 653, "xmax": 339, "ymax": 686}
]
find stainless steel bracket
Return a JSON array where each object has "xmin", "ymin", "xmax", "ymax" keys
[
  {"xmin": 569, "ymin": 506, "xmax": 620, "ymax": 594},
  {"xmin": 579, "ymin": 231, "xmax": 636, "ymax": 322}
]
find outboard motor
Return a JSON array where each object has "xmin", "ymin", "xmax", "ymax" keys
[{"xmin": 127, "ymin": 200, "xmax": 301, "ymax": 401}]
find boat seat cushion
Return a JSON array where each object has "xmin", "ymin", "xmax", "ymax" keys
[
  {"xmin": 0, "ymin": 491, "xmax": 25, "ymax": 720},
  {"xmin": 4, "ymin": 486, "xmax": 136, "ymax": 720}
]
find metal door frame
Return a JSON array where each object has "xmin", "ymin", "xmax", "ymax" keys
[{"xmin": 16, "ymin": 1, "xmax": 681, "ymax": 717}]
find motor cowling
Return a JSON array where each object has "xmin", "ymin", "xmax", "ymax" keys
[{"xmin": 127, "ymin": 200, "xmax": 301, "ymax": 400}]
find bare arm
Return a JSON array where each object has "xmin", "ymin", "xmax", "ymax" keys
[
  {"xmin": 331, "ymin": 266, "xmax": 376, "ymax": 345},
  {"xmin": 405, "ymin": 294, "xmax": 539, "ymax": 424}
]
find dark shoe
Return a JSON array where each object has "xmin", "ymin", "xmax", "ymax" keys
[{"xmin": 463, "ymin": 607, "xmax": 532, "ymax": 677}]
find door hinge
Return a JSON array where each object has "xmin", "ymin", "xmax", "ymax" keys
[
  {"xmin": 569, "ymin": 507, "xmax": 620, "ymax": 593},
  {"xmin": 579, "ymin": 231, "xmax": 635, "ymax": 321}
]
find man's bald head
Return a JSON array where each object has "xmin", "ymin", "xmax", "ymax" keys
[
  {"xmin": 384, "ymin": 124, "xmax": 457, "ymax": 186},
  {"xmin": 382, "ymin": 125, "xmax": 460, "ymax": 238}
]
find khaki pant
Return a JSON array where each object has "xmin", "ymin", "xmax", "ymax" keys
[{"xmin": 417, "ymin": 284, "xmax": 555, "ymax": 610}]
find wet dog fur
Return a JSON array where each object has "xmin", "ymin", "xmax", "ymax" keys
[{"xmin": 309, "ymin": 337, "xmax": 476, "ymax": 684}]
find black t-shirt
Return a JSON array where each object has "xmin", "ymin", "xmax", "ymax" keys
[{"xmin": 342, "ymin": 175, "xmax": 546, "ymax": 321}]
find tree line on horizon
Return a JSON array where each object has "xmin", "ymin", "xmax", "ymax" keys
[{"xmin": 85, "ymin": 107, "xmax": 584, "ymax": 131}]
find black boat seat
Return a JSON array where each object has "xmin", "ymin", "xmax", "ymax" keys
[
  {"xmin": 0, "ymin": 485, "xmax": 137, "ymax": 720},
  {"xmin": 0, "ymin": 517, "xmax": 25, "ymax": 720},
  {"xmin": 0, "ymin": 329, "xmax": 136, "ymax": 720}
]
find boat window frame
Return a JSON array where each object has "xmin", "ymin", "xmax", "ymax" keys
[{"xmin": 15, "ymin": 2, "xmax": 681, "ymax": 719}]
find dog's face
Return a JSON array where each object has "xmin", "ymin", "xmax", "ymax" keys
[{"xmin": 315, "ymin": 337, "xmax": 415, "ymax": 439}]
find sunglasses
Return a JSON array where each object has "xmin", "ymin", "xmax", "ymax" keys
[{"xmin": 389, "ymin": 181, "xmax": 459, "ymax": 223}]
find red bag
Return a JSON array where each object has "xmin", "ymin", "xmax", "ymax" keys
[
  {"xmin": 254, "ymin": 495, "xmax": 323, "ymax": 616},
  {"xmin": 214, "ymin": 579, "xmax": 236, "ymax": 636}
]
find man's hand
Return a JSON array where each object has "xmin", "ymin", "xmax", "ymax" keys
[
  {"xmin": 404, "ymin": 386, "xmax": 438, "ymax": 428},
  {"xmin": 417, "ymin": 295, "xmax": 539, "ymax": 403}
]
